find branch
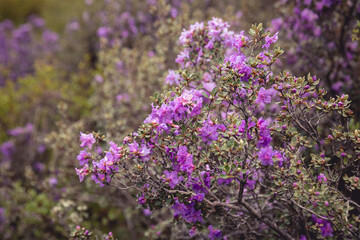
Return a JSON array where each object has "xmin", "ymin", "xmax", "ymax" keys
[{"xmin": 164, "ymin": 188, "xmax": 295, "ymax": 240}]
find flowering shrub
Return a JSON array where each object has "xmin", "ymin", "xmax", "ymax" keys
[
  {"xmin": 272, "ymin": 0, "xmax": 360, "ymax": 99},
  {"xmin": 42, "ymin": 2, "xmax": 250, "ymax": 239},
  {"xmin": 0, "ymin": 1, "xmax": 280, "ymax": 239},
  {"xmin": 76, "ymin": 19, "xmax": 360, "ymax": 239}
]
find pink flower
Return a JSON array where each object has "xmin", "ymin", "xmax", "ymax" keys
[
  {"xmin": 263, "ymin": 32, "xmax": 278, "ymax": 49},
  {"xmin": 79, "ymin": 132, "xmax": 96, "ymax": 149}
]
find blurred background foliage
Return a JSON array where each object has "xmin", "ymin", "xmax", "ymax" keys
[{"xmin": 0, "ymin": 0, "xmax": 86, "ymax": 32}]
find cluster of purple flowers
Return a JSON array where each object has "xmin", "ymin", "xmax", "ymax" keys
[
  {"xmin": 144, "ymin": 89, "xmax": 204, "ymax": 133},
  {"xmin": 224, "ymin": 54, "xmax": 251, "ymax": 81},
  {"xmin": 255, "ymin": 87, "xmax": 276, "ymax": 110},
  {"xmin": 272, "ymin": 0, "xmax": 360, "ymax": 95},
  {"xmin": 76, "ymin": 132, "xmax": 96, "ymax": 182},
  {"xmin": 174, "ymin": 145, "xmax": 195, "ymax": 174},
  {"xmin": 163, "ymin": 170, "xmax": 184, "ymax": 189},
  {"xmin": 199, "ymin": 118, "xmax": 222, "ymax": 144},
  {"xmin": 74, "ymin": 16, "xmax": 356, "ymax": 238},
  {"xmin": 83, "ymin": 0, "xmax": 195, "ymax": 48},
  {"xmin": 172, "ymin": 199, "xmax": 203, "ymax": 223},
  {"xmin": 0, "ymin": 16, "xmax": 58, "ymax": 85},
  {"xmin": 312, "ymin": 215, "xmax": 334, "ymax": 237},
  {"xmin": 128, "ymin": 140, "xmax": 151, "ymax": 161},
  {"xmin": 77, "ymin": 18, "xmax": 283, "ymax": 235},
  {"xmin": 77, "ymin": 132, "xmax": 115, "ymax": 184},
  {"xmin": 174, "ymin": 17, "xmax": 234, "ymax": 69}
]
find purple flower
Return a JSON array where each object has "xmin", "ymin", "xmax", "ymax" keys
[
  {"xmin": 170, "ymin": 7, "xmax": 178, "ymax": 18},
  {"xmin": 138, "ymin": 196, "xmax": 146, "ymax": 204},
  {"xmin": 165, "ymin": 70, "xmax": 181, "ymax": 85},
  {"xmin": 317, "ymin": 173, "xmax": 327, "ymax": 183},
  {"xmin": 42, "ymin": 30, "xmax": 59, "ymax": 52},
  {"xmin": 67, "ymin": 21, "xmax": 79, "ymax": 32},
  {"xmin": 116, "ymin": 93, "xmax": 130, "ymax": 102},
  {"xmin": 271, "ymin": 17, "xmax": 283, "ymax": 32},
  {"xmin": 91, "ymin": 156, "xmax": 118, "ymax": 186},
  {"xmin": 245, "ymin": 179, "xmax": 256, "ymax": 190},
  {"xmin": 202, "ymin": 72, "xmax": 216, "ymax": 92},
  {"xmin": 238, "ymin": 118, "xmax": 256, "ymax": 140},
  {"xmin": 232, "ymin": 31, "xmax": 248, "ymax": 51},
  {"xmin": 176, "ymin": 146, "xmax": 195, "ymax": 174},
  {"xmin": 48, "ymin": 177, "xmax": 58, "ymax": 186},
  {"xmin": 97, "ymin": 26, "xmax": 112, "ymax": 38},
  {"xmin": 301, "ymin": 9, "xmax": 318, "ymax": 23},
  {"xmin": 140, "ymin": 144, "xmax": 151, "ymax": 158},
  {"xmin": 208, "ymin": 225, "xmax": 222, "ymax": 239},
  {"xmin": 0, "ymin": 140, "xmax": 14, "ymax": 160},
  {"xmin": 190, "ymin": 22, "xmax": 205, "ymax": 31},
  {"xmin": 189, "ymin": 226, "xmax": 197, "ymax": 237},
  {"xmin": 172, "ymin": 201, "xmax": 203, "ymax": 223},
  {"xmin": 164, "ymin": 170, "xmax": 183, "ymax": 188},
  {"xmin": 34, "ymin": 162, "xmax": 45, "ymax": 172},
  {"xmin": 172, "ymin": 201, "xmax": 188, "ymax": 218},
  {"xmin": 128, "ymin": 141, "xmax": 150, "ymax": 159},
  {"xmin": 37, "ymin": 144, "xmax": 46, "ymax": 154},
  {"xmin": 175, "ymin": 50, "xmax": 190, "ymax": 68},
  {"xmin": 217, "ymin": 172, "xmax": 233, "ymax": 185},
  {"xmin": 255, "ymin": 87, "xmax": 276, "ymax": 109},
  {"xmin": 85, "ymin": 0, "xmax": 93, "ymax": 5},
  {"xmin": 109, "ymin": 141, "xmax": 122, "ymax": 154},
  {"xmin": 199, "ymin": 119, "xmax": 219, "ymax": 144},
  {"xmin": 143, "ymin": 208, "xmax": 152, "ymax": 216},
  {"xmin": 75, "ymin": 165, "xmax": 89, "ymax": 182},
  {"xmin": 257, "ymin": 118, "xmax": 272, "ymax": 147},
  {"xmin": 129, "ymin": 141, "xmax": 140, "ymax": 154},
  {"xmin": 77, "ymin": 150, "xmax": 92, "ymax": 166},
  {"xmin": 225, "ymin": 54, "xmax": 251, "ymax": 81},
  {"xmin": 179, "ymin": 29, "xmax": 194, "ymax": 45},
  {"xmin": 94, "ymin": 75, "xmax": 103, "ymax": 83},
  {"xmin": 312, "ymin": 215, "xmax": 333, "ymax": 237},
  {"xmin": 8, "ymin": 123, "xmax": 33, "ymax": 136},
  {"xmin": 185, "ymin": 208, "xmax": 203, "ymax": 223},
  {"xmin": 191, "ymin": 193, "xmax": 205, "ymax": 202},
  {"xmin": 79, "ymin": 132, "xmax": 96, "ymax": 149},
  {"xmin": 299, "ymin": 235, "xmax": 307, "ymax": 240},
  {"xmin": 205, "ymin": 40, "xmax": 214, "ymax": 49},
  {"xmin": 208, "ymin": 17, "xmax": 230, "ymax": 41},
  {"xmin": 263, "ymin": 32, "xmax": 278, "ymax": 49},
  {"xmin": 29, "ymin": 15, "xmax": 45, "ymax": 28},
  {"xmin": 258, "ymin": 146, "xmax": 274, "ymax": 166}
]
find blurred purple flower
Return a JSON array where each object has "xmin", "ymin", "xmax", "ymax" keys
[
  {"xmin": 97, "ymin": 26, "xmax": 112, "ymax": 38},
  {"xmin": 208, "ymin": 225, "xmax": 222, "ymax": 239},
  {"xmin": 49, "ymin": 177, "xmax": 58, "ymax": 187},
  {"xmin": 0, "ymin": 140, "xmax": 14, "ymax": 160},
  {"xmin": 8, "ymin": 123, "xmax": 33, "ymax": 136},
  {"xmin": 312, "ymin": 215, "xmax": 333, "ymax": 237}
]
